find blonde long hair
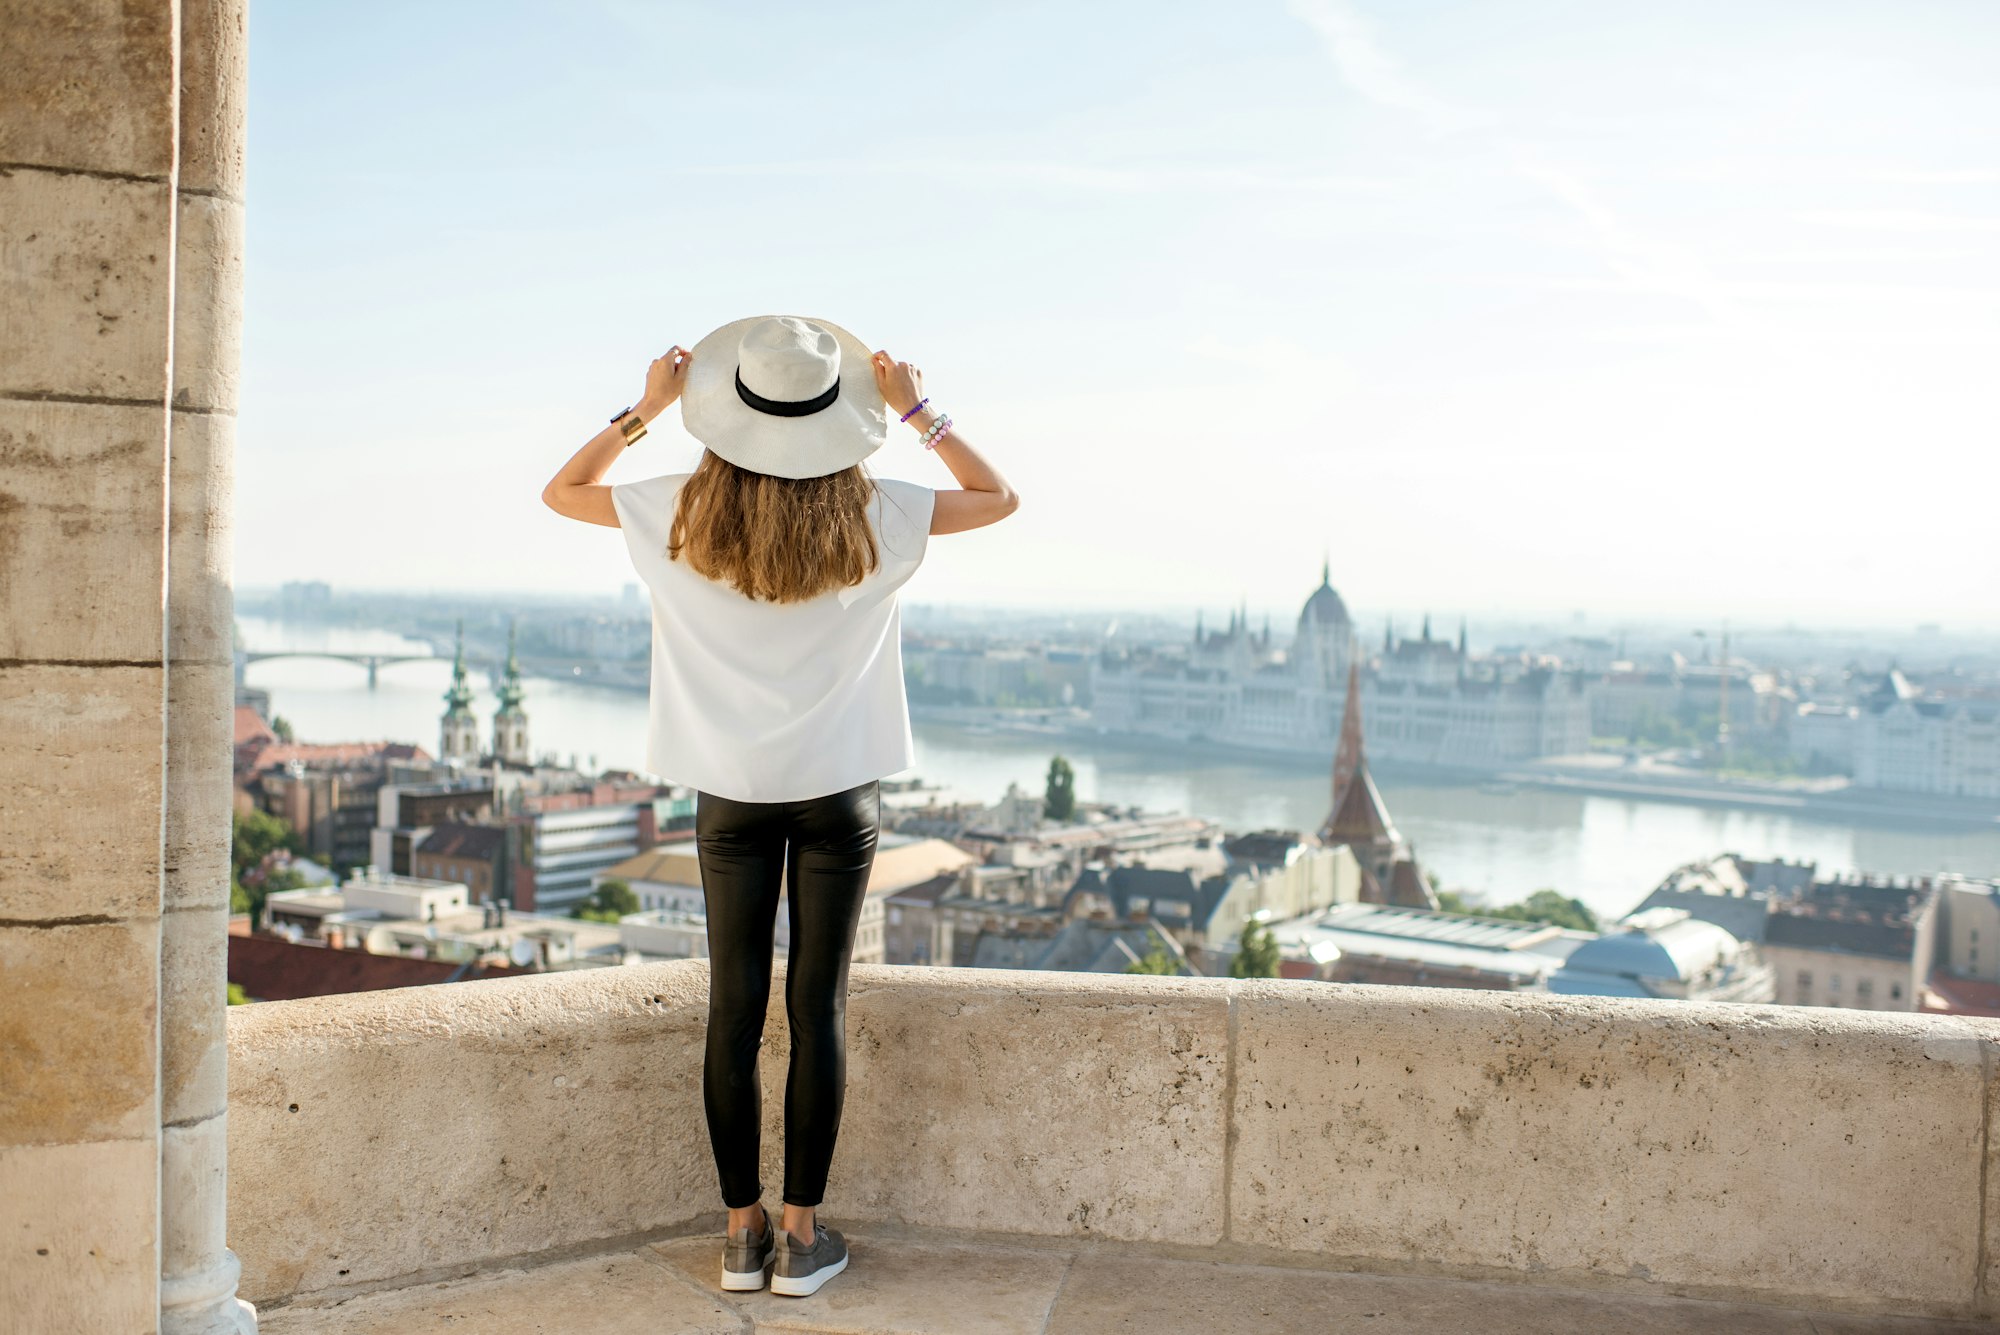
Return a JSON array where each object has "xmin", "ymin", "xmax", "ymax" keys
[{"xmin": 667, "ymin": 449, "xmax": 880, "ymax": 604}]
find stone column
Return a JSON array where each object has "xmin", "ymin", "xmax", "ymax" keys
[
  {"xmin": 0, "ymin": 1, "xmax": 254, "ymax": 1329},
  {"xmin": 1, "ymin": 2, "xmax": 182, "ymax": 1330},
  {"xmin": 159, "ymin": 2, "xmax": 255, "ymax": 1332}
]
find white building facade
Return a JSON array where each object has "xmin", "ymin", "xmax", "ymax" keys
[{"xmin": 1089, "ymin": 563, "xmax": 1590, "ymax": 768}]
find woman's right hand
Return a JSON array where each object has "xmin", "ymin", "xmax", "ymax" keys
[{"xmin": 871, "ymin": 350, "xmax": 924, "ymax": 421}]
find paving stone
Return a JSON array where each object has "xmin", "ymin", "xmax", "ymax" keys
[
  {"xmin": 1044, "ymin": 1251, "xmax": 1821, "ymax": 1335},
  {"xmin": 255, "ymin": 1250, "xmax": 739, "ymax": 1335},
  {"xmin": 654, "ymin": 1226, "xmax": 1072, "ymax": 1334}
]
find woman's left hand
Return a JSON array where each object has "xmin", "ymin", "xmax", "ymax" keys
[{"xmin": 641, "ymin": 346, "xmax": 692, "ymax": 415}]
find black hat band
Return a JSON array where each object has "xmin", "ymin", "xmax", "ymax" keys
[{"xmin": 735, "ymin": 367, "xmax": 841, "ymax": 418}]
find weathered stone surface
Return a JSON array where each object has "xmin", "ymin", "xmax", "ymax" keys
[
  {"xmin": 1044, "ymin": 1250, "xmax": 1825, "ymax": 1335},
  {"xmin": 0, "ymin": 399, "xmax": 168, "ymax": 664},
  {"xmin": 1229, "ymin": 983, "xmax": 1990, "ymax": 1316},
  {"xmin": 0, "ymin": 168, "xmax": 174, "ymax": 400},
  {"xmin": 161, "ymin": 905, "xmax": 231, "ymax": 1122},
  {"xmin": 255, "ymin": 1252, "xmax": 740, "ymax": 1335},
  {"xmin": 0, "ymin": 662, "xmax": 163, "ymax": 921},
  {"xmin": 227, "ymin": 960, "xmax": 718, "ymax": 1303},
  {"xmin": 163, "ymin": 659, "xmax": 235, "ymax": 913},
  {"xmin": 170, "ymin": 193, "xmax": 244, "ymax": 415},
  {"xmin": 0, "ymin": 0, "xmax": 177, "ymax": 178},
  {"xmin": 1983, "ymin": 1030, "xmax": 2000, "ymax": 1320},
  {"xmin": 178, "ymin": 0, "xmax": 249, "ymax": 199},
  {"xmin": 0, "ymin": 1136, "xmax": 159, "ymax": 1334},
  {"xmin": 653, "ymin": 1227, "xmax": 1074, "ymax": 1334},
  {"xmin": 161, "ymin": 1112, "xmax": 230, "ymax": 1281},
  {"xmin": 824, "ymin": 963, "xmax": 1230, "ymax": 1245},
  {"xmin": 0, "ymin": 917, "xmax": 161, "ymax": 1146},
  {"xmin": 225, "ymin": 963, "xmax": 2000, "ymax": 1321}
]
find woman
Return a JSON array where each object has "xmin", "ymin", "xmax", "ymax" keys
[{"xmin": 540, "ymin": 314, "xmax": 1020, "ymax": 1298}]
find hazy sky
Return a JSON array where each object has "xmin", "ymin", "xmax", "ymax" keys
[{"xmin": 239, "ymin": 1, "xmax": 1999, "ymax": 631}]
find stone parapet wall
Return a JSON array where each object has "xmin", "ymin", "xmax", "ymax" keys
[{"xmin": 227, "ymin": 962, "xmax": 2000, "ymax": 1320}]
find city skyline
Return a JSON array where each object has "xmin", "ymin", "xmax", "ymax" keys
[{"xmin": 239, "ymin": 2, "xmax": 2000, "ymax": 627}]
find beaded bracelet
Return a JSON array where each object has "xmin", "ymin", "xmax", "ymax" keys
[
  {"xmin": 898, "ymin": 396, "xmax": 930, "ymax": 424},
  {"xmin": 921, "ymin": 414, "xmax": 954, "ymax": 450}
]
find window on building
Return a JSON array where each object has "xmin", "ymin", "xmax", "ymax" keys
[
  {"xmin": 1797, "ymin": 970, "xmax": 1812, "ymax": 992},
  {"xmin": 1829, "ymin": 973, "xmax": 1841, "ymax": 992},
  {"xmin": 1856, "ymin": 979, "xmax": 1874, "ymax": 1004},
  {"xmin": 1890, "ymin": 983, "xmax": 1904, "ymax": 1001}
]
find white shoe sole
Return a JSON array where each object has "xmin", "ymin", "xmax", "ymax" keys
[
  {"xmin": 719, "ymin": 1262, "xmax": 770, "ymax": 1292},
  {"xmin": 769, "ymin": 1251, "xmax": 847, "ymax": 1297}
]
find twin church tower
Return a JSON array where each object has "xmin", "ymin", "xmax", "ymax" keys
[{"xmin": 439, "ymin": 617, "xmax": 532, "ymax": 767}]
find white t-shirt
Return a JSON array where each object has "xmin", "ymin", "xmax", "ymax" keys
[{"xmin": 611, "ymin": 471, "xmax": 937, "ymax": 804}]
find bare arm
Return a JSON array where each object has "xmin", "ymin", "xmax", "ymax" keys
[
  {"xmin": 541, "ymin": 347, "xmax": 691, "ymax": 529},
  {"xmin": 870, "ymin": 351, "xmax": 1020, "ymax": 535}
]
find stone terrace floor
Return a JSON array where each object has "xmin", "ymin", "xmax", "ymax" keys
[{"xmin": 254, "ymin": 1220, "xmax": 1986, "ymax": 1334}]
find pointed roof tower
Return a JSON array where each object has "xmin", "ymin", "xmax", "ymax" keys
[
  {"xmin": 443, "ymin": 619, "xmax": 475, "ymax": 716},
  {"xmin": 1330, "ymin": 656, "xmax": 1366, "ymax": 816},
  {"xmin": 1323, "ymin": 757, "xmax": 1401, "ymax": 847},
  {"xmin": 496, "ymin": 617, "xmax": 526, "ymax": 714},
  {"xmin": 1457, "ymin": 617, "xmax": 1468, "ymax": 657},
  {"xmin": 1320, "ymin": 654, "xmax": 1404, "ymax": 849}
]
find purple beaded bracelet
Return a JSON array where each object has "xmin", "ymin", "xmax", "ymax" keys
[{"xmin": 898, "ymin": 397, "xmax": 930, "ymax": 424}]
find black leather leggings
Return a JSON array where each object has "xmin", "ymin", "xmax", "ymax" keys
[{"xmin": 694, "ymin": 778, "xmax": 881, "ymax": 1209}]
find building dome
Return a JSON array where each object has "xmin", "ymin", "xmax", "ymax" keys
[{"xmin": 1298, "ymin": 557, "xmax": 1350, "ymax": 629}]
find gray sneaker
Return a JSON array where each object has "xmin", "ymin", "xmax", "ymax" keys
[
  {"xmin": 720, "ymin": 1204, "xmax": 774, "ymax": 1291},
  {"xmin": 769, "ymin": 1220, "xmax": 849, "ymax": 1297}
]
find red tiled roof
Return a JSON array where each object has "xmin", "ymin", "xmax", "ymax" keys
[
  {"xmin": 240, "ymin": 740, "xmax": 431, "ymax": 776},
  {"xmin": 417, "ymin": 823, "xmax": 508, "ymax": 860},
  {"xmin": 1919, "ymin": 969, "xmax": 2000, "ymax": 1018},
  {"xmin": 228, "ymin": 933, "xmax": 518, "ymax": 1001},
  {"xmin": 234, "ymin": 706, "xmax": 276, "ymax": 746}
]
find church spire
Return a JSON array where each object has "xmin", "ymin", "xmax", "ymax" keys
[
  {"xmin": 496, "ymin": 617, "xmax": 525, "ymax": 712},
  {"xmin": 444, "ymin": 620, "xmax": 474, "ymax": 713},
  {"xmin": 1421, "ymin": 612, "xmax": 1432, "ymax": 643},
  {"xmin": 440, "ymin": 618, "xmax": 480, "ymax": 765},
  {"xmin": 1321, "ymin": 550, "xmax": 1331, "ymax": 587},
  {"xmin": 491, "ymin": 616, "xmax": 532, "ymax": 766},
  {"xmin": 1329, "ymin": 656, "xmax": 1366, "ymax": 818},
  {"xmin": 1457, "ymin": 617, "xmax": 1468, "ymax": 657}
]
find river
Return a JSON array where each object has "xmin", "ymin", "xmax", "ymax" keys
[{"xmin": 235, "ymin": 617, "xmax": 2000, "ymax": 924}]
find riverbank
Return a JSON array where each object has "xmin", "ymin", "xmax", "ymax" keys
[{"xmin": 909, "ymin": 704, "xmax": 2000, "ymax": 834}]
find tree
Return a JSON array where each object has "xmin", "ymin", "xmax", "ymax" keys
[
  {"xmin": 572, "ymin": 877, "xmax": 641, "ymax": 924},
  {"xmin": 231, "ymin": 809, "xmax": 306, "ymax": 924},
  {"xmin": 1488, "ymin": 889, "xmax": 1597, "ymax": 933},
  {"xmin": 1229, "ymin": 917, "xmax": 1280, "ymax": 978},
  {"xmin": 227, "ymin": 983, "xmax": 251, "ymax": 1006},
  {"xmin": 269, "ymin": 713, "xmax": 294, "ymax": 743},
  {"xmin": 1043, "ymin": 754, "xmax": 1076, "ymax": 823},
  {"xmin": 235, "ymin": 866, "xmax": 310, "ymax": 926},
  {"xmin": 232, "ymin": 807, "xmax": 302, "ymax": 880},
  {"xmin": 1123, "ymin": 941, "xmax": 1180, "ymax": 975}
]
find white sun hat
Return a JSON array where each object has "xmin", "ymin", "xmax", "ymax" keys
[{"xmin": 678, "ymin": 314, "xmax": 888, "ymax": 480}]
